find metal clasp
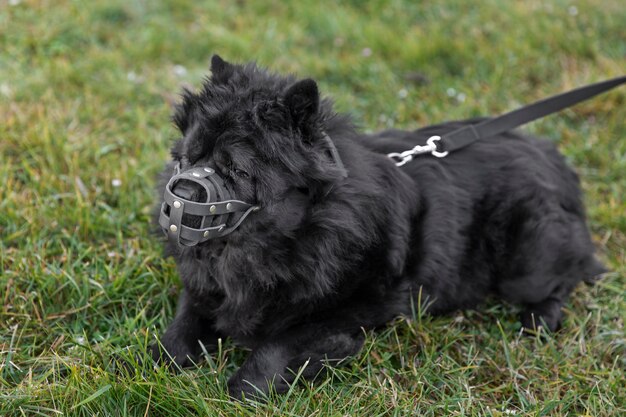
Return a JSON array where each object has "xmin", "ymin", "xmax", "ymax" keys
[
  {"xmin": 427, "ymin": 136, "xmax": 449, "ymax": 158},
  {"xmin": 387, "ymin": 135, "xmax": 448, "ymax": 166}
]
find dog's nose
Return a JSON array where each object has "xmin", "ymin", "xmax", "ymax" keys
[{"xmin": 171, "ymin": 179, "xmax": 206, "ymax": 203}]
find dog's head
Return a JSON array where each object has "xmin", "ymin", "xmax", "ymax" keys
[{"xmin": 160, "ymin": 56, "xmax": 347, "ymax": 246}]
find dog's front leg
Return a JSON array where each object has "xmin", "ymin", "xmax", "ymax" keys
[
  {"xmin": 151, "ymin": 290, "xmax": 220, "ymax": 368},
  {"xmin": 227, "ymin": 323, "xmax": 365, "ymax": 399}
]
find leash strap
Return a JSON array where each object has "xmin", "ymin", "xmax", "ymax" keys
[{"xmin": 389, "ymin": 76, "xmax": 626, "ymax": 164}]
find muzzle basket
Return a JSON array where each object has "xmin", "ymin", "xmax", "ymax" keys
[{"xmin": 159, "ymin": 164, "xmax": 258, "ymax": 247}]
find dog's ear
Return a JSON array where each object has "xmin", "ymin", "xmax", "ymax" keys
[
  {"xmin": 284, "ymin": 79, "xmax": 319, "ymax": 129},
  {"xmin": 210, "ymin": 54, "xmax": 234, "ymax": 83}
]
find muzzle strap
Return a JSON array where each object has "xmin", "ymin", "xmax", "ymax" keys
[
  {"xmin": 162, "ymin": 187, "xmax": 252, "ymax": 216},
  {"xmin": 158, "ymin": 203, "xmax": 259, "ymax": 246},
  {"xmin": 158, "ymin": 165, "xmax": 258, "ymax": 247},
  {"xmin": 166, "ymin": 198, "xmax": 185, "ymax": 246}
]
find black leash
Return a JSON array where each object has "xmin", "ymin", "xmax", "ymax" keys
[{"xmin": 388, "ymin": 75, "xmax": 626, "ymax": 165}]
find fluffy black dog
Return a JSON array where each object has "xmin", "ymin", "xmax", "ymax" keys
[{"xmin": 152, "ymin": 55, "xmax": 605, "ymax": 398}]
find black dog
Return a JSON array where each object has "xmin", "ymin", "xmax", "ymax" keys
[{"xmin": 152, "ymin": 55, "xmax": 605, "ymax": 398}]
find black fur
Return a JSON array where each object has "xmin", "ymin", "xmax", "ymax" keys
[{"xmin": 151, "ymin": 56, "xmax": 605, "ymax": 399}]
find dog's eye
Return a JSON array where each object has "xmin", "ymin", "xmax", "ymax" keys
[{"xmin": 234, "ymin": 168, "xmax": 249, "ymax": 179}]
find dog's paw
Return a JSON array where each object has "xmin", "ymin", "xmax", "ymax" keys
[
  {"xmin": 227, "ymin": 376, "xmax": 268, "ymax": 402},
  {"xmin": 583, "ymin": 258, "xmax": 609, "ymax": 286},
  {"xmin": 227, "ymin": 372, "xmax": 289, "ymax": 401},
  {"xmin": 583, "ymin": 271, "xmax": 609, "ymax": 286},
  {"xmin": 150, "ymin": 340, "xmax": 197, "ymax": 370},
  {"xmin": 520, "ymin": 296, "xmax": 564, "ymax": 335},
  {"xmin": 520, "ymin": 311, "xmax": 562, "ymax": 335}
]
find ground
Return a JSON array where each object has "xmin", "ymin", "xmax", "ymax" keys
[{"xmin": 1, "ymin": 0, "xmax": 625, "ymax": 416}]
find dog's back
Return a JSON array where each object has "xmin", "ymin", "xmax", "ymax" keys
[{"xmin": 362, "ymin": 120, "xmax": 605, "ymax": 329}]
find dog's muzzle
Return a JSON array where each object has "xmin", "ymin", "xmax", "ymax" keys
[{"xmin": 158, "ymin": 163, "xmax": 259, "ymax": 247}]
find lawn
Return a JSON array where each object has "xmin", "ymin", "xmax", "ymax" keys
[{"xmin": 1, "ymin": 0, "xmax": 625, "ymax": 416}]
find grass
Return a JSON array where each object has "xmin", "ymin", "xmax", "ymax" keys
[{"xmin": 1, "ymin": 0, "xmax": 625, "ymax": 415}]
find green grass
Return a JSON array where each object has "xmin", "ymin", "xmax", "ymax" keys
[{"xmin": 1, "ymin": 0, "xmax": 625, "ymax": 415}]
